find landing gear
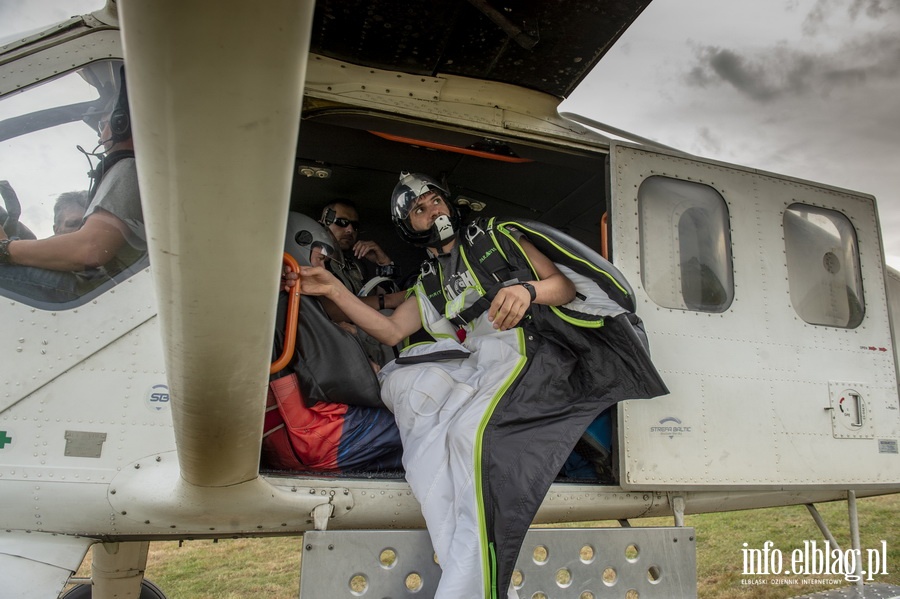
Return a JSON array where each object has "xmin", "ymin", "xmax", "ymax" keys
[
  {"xmin": 60, "ymin": 579, "xmax": 166, "ymax": 598},
  {"xmin": 60, "ymin": 541, "xmax": 163, "ymax": 599}
]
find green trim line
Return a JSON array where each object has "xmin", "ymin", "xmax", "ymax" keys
[
  {"xmin": 474, "ymin": 327, "xmax": 527, "ymax": 599},
  {"xmin": 489, "ymin": 542, "xmax": 499, "ymax": 599},
  {"xmin": 497, "ymin": 220, "xmax": 629, "ymax": 297},
  {"xmin": 459, "ymin": 242, "xmax": 488, "ymax": 297},
  {"xmin": 496, "ymin": 220, "xmax": 611, "ymax": 329},
  {"xmin": 486, "ymin": 217, "xmax": 510, "ymax": 265},
  {"xmin": 414, "ymin": 283, "xmax": 454, "ymax": 340},
  {"xmin": 550, "ymin": 304, "xmax": 603, "ymax": 328}
]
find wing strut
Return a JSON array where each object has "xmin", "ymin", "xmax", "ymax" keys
[{"xmin": 119, "ymin": 0, "xmax": 315, "ymax": 487}]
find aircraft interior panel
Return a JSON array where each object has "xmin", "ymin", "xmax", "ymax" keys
[{"xmin": 289, "ymin": 112, "xmax": 610, "ymax": 279}]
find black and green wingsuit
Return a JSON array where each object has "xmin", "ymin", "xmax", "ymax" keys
[{"xmin": 378, "ymin": 217, "xmax": 669, "ymax": 598}]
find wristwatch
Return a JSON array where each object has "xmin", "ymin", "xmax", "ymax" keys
[
  {"xmin": 0, "ymin": 238, "xmax": 14, "ymax": 265},
  {"xmin": 520, "ymin": 282, "xmax": 537, "ymax": 303},
  {"xmin": 375, "ymin": 262, "xmax": 398, "ymax": 279}
]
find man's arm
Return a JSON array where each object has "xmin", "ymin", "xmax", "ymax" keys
[
  {"xmin": 321, "ymin": 289, "xmax": 406, "ymax": 322},
  {"xmin": 300, "ymin": 265, "xmax": 421, "ymax": 346},
  {"xmin": 488, "ymin": 236, "xmax": 576, "ymax": 331},
  {"xmin": 352, "ymin": 239, "xmax": 392, "ymax": 266},
  {"xmin": 0, "ymin": 210, "xmax": 127, "ymax": 270}
]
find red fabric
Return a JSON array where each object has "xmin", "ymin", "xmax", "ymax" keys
[{"xmin": 261, "ymin": 373, "xmax": 349, "ymax": 471}]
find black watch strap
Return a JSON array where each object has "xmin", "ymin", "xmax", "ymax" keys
[
  {"xmin": 0, "ymin": 238, "xmax": 13, "ymax": 265},
  {"xmin": 520, "ymin": 282, "xmax": 536, "ymax": 303}
]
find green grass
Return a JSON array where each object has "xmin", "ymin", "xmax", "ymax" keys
[{"xmin": 70, "ymin": 494, "xmax": 899, "ymax": 598}]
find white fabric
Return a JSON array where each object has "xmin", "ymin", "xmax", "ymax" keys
[{"xmin": 379, "ymin": 295, "xmax": 524, "ymax": 599}]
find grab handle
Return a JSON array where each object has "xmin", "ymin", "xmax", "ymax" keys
[{"xmin": 270, "ymin": 253, "xmax": 300, "ymax": 374}]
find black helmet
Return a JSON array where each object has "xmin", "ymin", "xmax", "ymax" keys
[
  {"xmin": 390, "ymin": 172, "xmax": 459, "ymax": 249},
  {"xmin": 109, "ymin": 65, "xmax": 131, "ymax": 144}
]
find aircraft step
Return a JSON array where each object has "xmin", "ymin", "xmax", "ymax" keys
[{"xmin": 299, "ymin": 526, "xmax": 696, "ymax": 598}]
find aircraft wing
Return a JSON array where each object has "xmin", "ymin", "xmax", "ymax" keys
[{"xmin": 308, "ymin": 0, "xmax": 653, "ymax": 98}]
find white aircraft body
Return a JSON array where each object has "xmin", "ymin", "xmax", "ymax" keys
[{"xmin": 0, "ymin": 1, "xmax": 897, "ymax": 597}]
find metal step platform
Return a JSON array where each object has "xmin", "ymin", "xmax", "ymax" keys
[{"xmin": 299, "ymin": 526, "xmax": 697, "ymax": 598}]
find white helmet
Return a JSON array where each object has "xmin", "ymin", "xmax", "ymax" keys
[{"xmin": 284, "ymin": 212, "xmax": 338, "ymax": 267}]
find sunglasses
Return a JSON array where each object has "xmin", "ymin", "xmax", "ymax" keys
[
  {"xmin": 97, "ymin": 119, "xmax": 109, "ymax": 134},
  {"xmin": 333, "ymin": 217, "xmax": 360, "ymax": 230}
]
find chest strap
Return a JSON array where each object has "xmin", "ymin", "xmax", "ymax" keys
[{"xmin": 419, "ymin": 219, "xmax": 531, "ymax": 327}]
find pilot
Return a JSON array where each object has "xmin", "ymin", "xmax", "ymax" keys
[
  {"xmin": 297, "ymin": 172, "xmax": 667, "ymax": 598},
  {"xmin": 52, "ymin": 190, "xmax": 90, "ymax": 236},
  {"xmin": 0, "ymin": 69, "xmax": 144, "ymax": 302}
]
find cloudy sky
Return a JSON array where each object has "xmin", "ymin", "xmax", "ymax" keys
[
  {"xmin": 561, "ymin": 0, "xmax": 900, "ymax": 269},
  {"xmin": 2, "ymin": 0, "xmax": 898, "ymax": 269}
]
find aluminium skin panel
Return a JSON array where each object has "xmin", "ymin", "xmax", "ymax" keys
[{"xmin": 610, "ymin": 143, "xmax": 900, "ymax": 490}]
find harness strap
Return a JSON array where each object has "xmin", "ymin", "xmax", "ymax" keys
[{"xmin": 420, "ymin": 218, "xmax": 534, "ymax": 327}]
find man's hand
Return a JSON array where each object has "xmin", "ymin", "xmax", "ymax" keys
[
  {"xmin": 281, "ymin": 265, "xmax": 298, "ymax": 292},
  {"xmin": 353, "ymin": 240, "xmax": 391, "ymax": 265},
  {"xmin": 488, "ymin": 284, "xmax": 532, "ymax": 330},
  {"xmin": 298, "ymin": 265, "xmax": 343, "ymax": 300}
]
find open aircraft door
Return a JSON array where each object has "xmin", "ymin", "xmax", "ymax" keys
[{"xmin": 608, "ymin": 142, "xmax": 900, "ymax": 490}]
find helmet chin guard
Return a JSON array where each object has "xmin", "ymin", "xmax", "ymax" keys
[{"xmin": 433, "ymin": 214, "xmax": 455, "ymax": 244}]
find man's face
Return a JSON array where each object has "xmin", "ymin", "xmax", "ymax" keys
[
  {"xmin": 408, "ymin": 191, "xmax": 449, "ymax": 233},
  {"xmin": 309, "ymin": 245, "xmax": 330, "ymax": 268},
  {"xmin": 53, "ymin": 205, "xmax": 84, "ymax": 235},
  {"xmin": 97, "ymin": 114, "xmax": 115, "ymax": 152},
  {"xmin": 326, "ymin": 203, "xmax": 360, "ymax": 252}
]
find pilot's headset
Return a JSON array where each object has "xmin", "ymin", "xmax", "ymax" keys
[
  {"xmin": 391, "ymin": 172, "xmax": 459, "ymax": 250},
  {"xmin": 284, "ymin": 211, "xmax": 339, "ymax": 268},
  {"xmin": 109, "ymin": 65, "xmax": 131, "ymax": 144}
]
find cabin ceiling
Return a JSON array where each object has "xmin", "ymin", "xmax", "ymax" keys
[
  {"xmin": 309, "ymin": 0, "xmax": 653, "ymax": 98},
  {"xmin": 290, "ymin": 115, "xmax": 608, "ymax": 276}
]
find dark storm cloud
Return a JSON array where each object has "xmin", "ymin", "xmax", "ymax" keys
[
  {"xmin": 684, "ymin": 0, "xmax": 900, "ymax": 103},
  {"xmin": 804, "ymin": 0, "xmax": 894, "ymax": 35},
  {"xmin": 685, "ymin": 46, "xmax": 816, "ymax": 102},
  {"xmin": 685, "ymin": 28, "xmax": 900, "ymax": 103}
]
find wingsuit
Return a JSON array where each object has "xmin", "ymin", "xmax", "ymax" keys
[{"xmin": 377, "ymin": 174, "xmax": 668, "ymax": 599}]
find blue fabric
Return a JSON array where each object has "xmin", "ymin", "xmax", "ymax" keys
[
  {"xmin": 0, "ymin": 264, "xmax": 80, "ymax": 303},
  {"xmin": 583, "ymin": 410, "xmax": 612, "ymax": 452},
  {"xmin": 561, "ymin": 449, "xmax": 599, "ymax": 480},
  {"xmin": 337, "ymin": 405, "xmax": 404, "ymax": 471}
]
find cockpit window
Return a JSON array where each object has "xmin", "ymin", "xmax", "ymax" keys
[
  {"xmin": 0, "ymin": 59, "xmax": 147, "ymax": 309},
  {"xmin": 784, "ymin": 204, "xmax": 864, "ymax": 328},
  {"xmin": 638, "ymin": 175, "xmax": 734, "ymax": 313}
]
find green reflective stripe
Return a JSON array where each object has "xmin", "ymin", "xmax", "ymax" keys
[
  {"xmin": 493, "ymin": 223, "xmax": 539, "ymax": 281},
  {"xmin": 551, "ymin": 304, "xmax": 604, "ymax": 328},
  {"xmin": 415, "ymin": 283, "xmax": 454, "ymax": 340},
  {"xmin": 474, "ymin": 327, "xmax": 527, "ymax": 599},
  {"xmin": 489, "ymin": 542, "xmax": 499, "ymax": 599},
  {"xmin": 486, "ymin": 217, "xmax": 509, "ymax": 265},
  {"xmin": 497, "ymin": 220, "xmax": 629, "ymax": 298},
  {"xmin": 459, "ymin": 243, "xmax": 488, "ymax": 297}
]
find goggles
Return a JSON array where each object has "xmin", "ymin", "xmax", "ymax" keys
[{"xmin": 332, "ymin": 217, "xmax": 360, "ymax": 230}]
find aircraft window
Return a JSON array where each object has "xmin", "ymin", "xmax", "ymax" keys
[
  {"xmin": 638, "ymin": 176, "xmax": 734, "ymax": 312},
  {"xmin": 0, "ymin": 59, "xmax": 148, "ymax": 309},
  {"xmin": 784, "ymin": 204, "xmax": 864, "ymax": 328}
]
